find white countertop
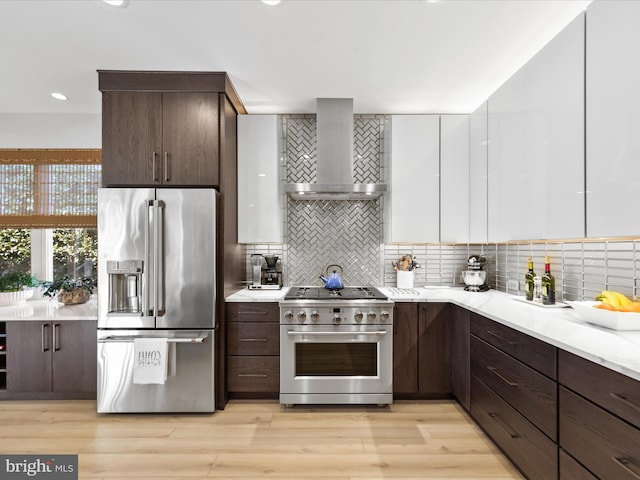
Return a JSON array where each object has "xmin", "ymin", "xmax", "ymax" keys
[
  {"xmin": 226, "ymin": 285, "xmax": 640, "ymax": 382},
  {"xmin": 226, "ymin": 287, "xmax": 289, "ymax": 302},
  {"xmin": 0, "ymin": 298, "xmax": 98, "ymax": 321}
]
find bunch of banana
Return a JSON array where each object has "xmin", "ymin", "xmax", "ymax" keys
[{"xmin": 595, "ymin": 290, "xmax": 640, "ymax": 312}]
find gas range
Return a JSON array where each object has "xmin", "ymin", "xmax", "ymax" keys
[
  {"xmin": 279, "ymin": 286, "xmax": 394, "ymax": 406},
  {"xmin": 284, "ymin": 286, "xmax": 388, "ymax": 301},
  {"xmin": 280, "ymin": 286, "xmax": 393, "ymax": 325}
]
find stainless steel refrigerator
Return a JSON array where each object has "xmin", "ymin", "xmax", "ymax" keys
[{"xmin": 97, "ymin": 188, "xmax": 216, "ymax": 413}]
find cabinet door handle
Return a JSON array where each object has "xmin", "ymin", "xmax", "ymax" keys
[
  {"xmin": 152, "ymin": 151, "xmax": 159, "ymax": 182},
  {"xmin": 41, "ymin": 324, "xmax": 49, "ymax": 352},
  {"xmin": 164, "ymin": 152, "xmax": 170, "ymax": 182},
  {"xmin": 237, "ymin": 311, "xmax": 268, "ymax": 315},
  {"xmin": 488, "ymin": 366, "xmax": 518, "ymax": 386},
  {"xmin": 53, "ymin": 323, "xmax": 61, "ymax": 351},
  {"xmin": 613, "ymin": 456, "xmax": 640, "ymax": 479},
  {"xmin": 486, "ymin": 330, "xmax": 517, "ymax": 345},
  {"xmin": 238, "ymin": 374, "xmax": 268, "ymax": 378},
  {"xmin": 610, "ymin": 392, "xmax": 640, "ymax": 412},
  {"xmin": 489, "ymin": 412, "xmax": 519, "ymax": 439},
  {"xmin": 239, "ymin": 338, "xmax": 268, "ymax": 342}
]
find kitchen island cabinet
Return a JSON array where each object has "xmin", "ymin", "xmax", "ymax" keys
[{"xmin": 4, "ymin": 320, "xmax": 96, "ymax": 399}]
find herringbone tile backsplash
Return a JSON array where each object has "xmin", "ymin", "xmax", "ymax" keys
[{"xmin": 244, "ymin": 114, "xmax": 640, "ymax": 301}]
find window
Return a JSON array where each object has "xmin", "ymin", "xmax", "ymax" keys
[
  {"xmin": 0, "ymin": 149, "xmax": 101, "ymax": 283},
  {"xmin": 0, "ymin": 149, "xmax": 101, "ymax": 228}
]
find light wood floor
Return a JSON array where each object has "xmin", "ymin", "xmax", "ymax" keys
[{"xmin": 0, "ymin": 399, "xmax": 524, "ymax": 479}]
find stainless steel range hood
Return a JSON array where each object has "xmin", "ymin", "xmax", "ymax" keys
[{"xmin": 284, "ymin": 98, "xmax": 387, "ymax": 200}]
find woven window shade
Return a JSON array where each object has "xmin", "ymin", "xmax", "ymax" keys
[{"xmin": 0, "ymin": 149, "xmax": 101, "ymax": 228}]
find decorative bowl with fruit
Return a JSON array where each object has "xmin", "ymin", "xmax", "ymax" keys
[{"xmin": 566, "ymin": 290, "xmax": 640, "ymax": 331}]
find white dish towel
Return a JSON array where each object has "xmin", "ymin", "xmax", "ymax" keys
[{"xmin": 133, "ymin": 337, "xmax": 169, "ymax": 385}]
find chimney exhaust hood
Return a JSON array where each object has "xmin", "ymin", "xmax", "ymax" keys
[{"xmin": 284, "ymin": 98, "xmax": 387, "ymax": 200}]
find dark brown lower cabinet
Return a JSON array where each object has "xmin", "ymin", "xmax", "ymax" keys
[
  {"xmin": 471, "ymin": 374, "xmax": 558, "ymax": 480},
  {"xmin": 393, "ymin": 302, "xmax": 418, "ymax": 394},
  {"xmin": 5, "ymin": 320, "xmax": 96, "ymax": 398},
  {"xmin": 226, "ymin": 302, "xmax": 279, "ymax": 397},
  {"xmin": 471, "ymin": 335, "xmax": 557, "ymax": 441},
  {"xmin": 559, "ymin": 386, "xmax": 640, "ymax": 480},
  {"xmin": 393, "ymin": 302, "xmax": 451, "ymax": 397},
  {"xmin": 450, "ymin": 306, "xmax": 470, "ymax": 411},
  {"xmin": 559, "ymin": 449, "xmax": 598, "ymax": 480},
  {"xmin": 226, "ymin": 356, "xmax": 279, "ymax": 393}
]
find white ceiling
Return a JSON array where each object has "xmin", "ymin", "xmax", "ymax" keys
[{"xmin": 0, "ymin": 0, "xmax": 591, "ymax": 115}]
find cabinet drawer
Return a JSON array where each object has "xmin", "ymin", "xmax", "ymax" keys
[
  {"xmin": 559, "ymin": 350, "xmax": 640, "ymax": 428},
  {"xmin": 227, "ymin": 322, "xmax": 279, "ymax": 356},
  {"xmin": 560, "ymin": 449, "xmax": 598, "ymax": 480},
  {"xmin": 471, "ymin": 374, "xmax": 558, "ymax": 480},
  {"xmin": 471, "ymin": 313, "xmax": 556, "ymax": 379},
  {"xmin": 471, "ymin": 335, "xmax": 557, "ymax": 440},
  {"xmin": 560, "ymin": 386, "xmax": 640, "ymax": 480},
  {"xmin": 227, "ymin": 356, "xmax": 279, "ymax": 393},
  {"xmin": 227, "ymin": 302, "xmax": 279, "ymax": 323}
]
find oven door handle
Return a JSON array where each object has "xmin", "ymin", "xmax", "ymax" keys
[{"xmin": 287, "ymin": 330, "xmax": 388, "ymax": 336}]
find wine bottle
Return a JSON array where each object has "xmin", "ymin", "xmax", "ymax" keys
[
  {"xmin": 525, "ymin": 256, "xmax": 535, "ymax": 301},
  {"xmin": 541, "ymin": 255, "xmax": 556, "ymax": 305}
]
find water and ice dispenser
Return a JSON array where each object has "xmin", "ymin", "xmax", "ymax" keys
[{"xmin": 107, "ymin": 260, "xmax": 143, "ymax": 315}]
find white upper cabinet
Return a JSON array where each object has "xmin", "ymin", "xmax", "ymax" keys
[
  {"xmin": 488, "ymin": 13, "xmax": 585, "ymax": 241},
  {"xmin": 237, "ymin": 115, "xmax": 281, "ymax": 243},
  {"xmin": 469, "ymin": 102, "xmax": 488, "ymax": 243},
  {"xmin": 388, "ymin": 115, "xmax": 440, "ymax": 243},
  {"xmin": 440, "ymin": 115, "xmax": 470, "ymax": 243},
  {"xmin": 586, "ymin": 1, "xmax": 640, "ymax": 237}
]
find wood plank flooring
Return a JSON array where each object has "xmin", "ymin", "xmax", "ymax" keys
[{"xmin": 0, "ymin": 399, "xmax": 524, "ymax": 479}]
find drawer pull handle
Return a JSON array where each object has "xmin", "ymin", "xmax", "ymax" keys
[
  {"xmin": 613, "ymin": 456, "xmax": 640, "ymax": 479},
  {"xmin": 237, "ymin": 311, "xmax": 268, "ymax": 315},
  {"xmin": 488, "ymin": 366, "xmax": 518, "ymax": 386},
  {"xmin": 239, "ymin": 338, "xmax": 268, "ymax": 342},
  {"xmin": 489, "ymin": 412, "xmax": 519, "ymax": 439},
  {"xmin": 486, "ymin": 330, "xmax": 517, "ymax": 345},
  {"xmin": 238, "ymin": 374, "xmax": 268, "ymax": 378},
  {"xmin": 610, "ymin": 392, "xmax": 640, "ymax": 412}
]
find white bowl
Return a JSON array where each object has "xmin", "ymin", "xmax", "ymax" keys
[
  {"xmin": 0, "ymin": 288, "xmax": 34, "ymax": 306},
  {"xmin": 566, "ymin": 300, "xmax": 640, "ymax": 331}
]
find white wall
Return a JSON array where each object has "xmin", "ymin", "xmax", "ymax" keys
[{"xmin": 0, "ymin": 113, "xmax": 101, "ymax": 148}]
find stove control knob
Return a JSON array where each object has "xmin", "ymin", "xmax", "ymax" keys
[
  {"xmin": 284, "ymin": 311, "xmax": 294, "ymax": 322},
  {"xmin": 354, "ymin": 310, "xmax": 364, "ymax": 322},
  {"xmin": 297, "ymin": 311, "xmax": 307, "ymax": 323},
  {"xmin": 310, "ymin": 311, "xmax": 320, "ymax": 322},
  {"xmin": 380, "ymin": 310, "xmax": 390, "ymax": 321},
  {"xmin": 367, "ymin": 311, "xmax": 377, "ymax": 321}
]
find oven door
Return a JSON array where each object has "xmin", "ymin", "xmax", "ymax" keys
[{"xmin": 280, "ymin": 324, "xmax": 393, "ymax": 405}]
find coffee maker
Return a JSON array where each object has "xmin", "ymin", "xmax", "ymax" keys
[
  {"xmin": 247, "ymin": 254, "xmax": 282, "ymax": 290},
  {"xmin": 461, "ymin": 255, "xmax": 489, "ymax": 292},
  {"xmin": 261, "ymin": 255, "xmax": 282, "ymax": 289}
]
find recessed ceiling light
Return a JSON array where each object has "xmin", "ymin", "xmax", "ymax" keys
[
  {"xmin": 262, "ymin": 0, "xmax": 281, "ymax": 5},
  {"xmin": 102, "ymin": 0, "xmax": 129, "ymax": 7},
  {"xmin": 51, "ymin": 92, "xmax": 68, "ymax": 101}
]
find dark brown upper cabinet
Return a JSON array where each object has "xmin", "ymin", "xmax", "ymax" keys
[{"xmin": 99, "ymin": 71, "xmax": 246, "ymax": 187}]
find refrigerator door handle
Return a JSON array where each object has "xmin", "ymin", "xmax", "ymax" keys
[
  {"xmin": 156, "ymin": 199, "xmax": 166, "ymax": 316},
  {"xmin": 145, "ymin": 200, "xmax": 154, "ymax": 316}
]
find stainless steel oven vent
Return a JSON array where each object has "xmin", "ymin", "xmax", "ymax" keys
[{"xmin": 284, "ymin": 98, "xmax": 387, "ymax": 200}]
